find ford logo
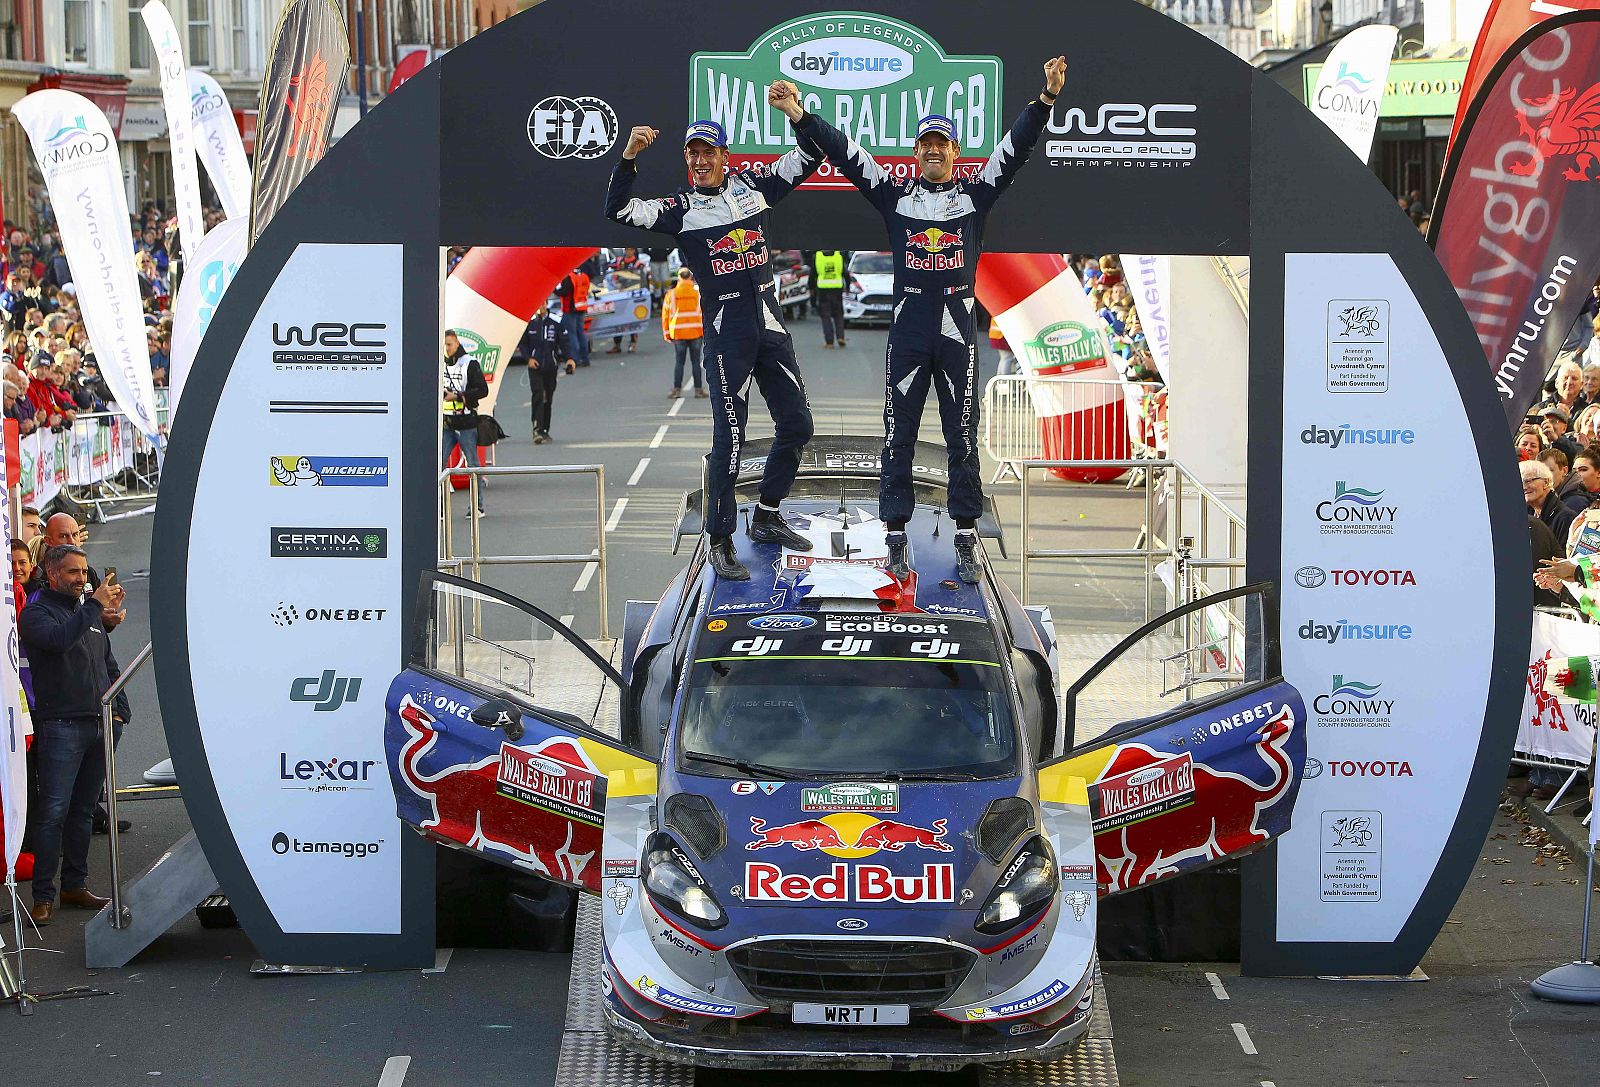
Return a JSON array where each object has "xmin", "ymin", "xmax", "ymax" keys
[
  {"xmin": 836, "ymin": 917, "xmax": 869, "ymax": 931},
  {"xmin": 1295, "ymin": 565, "xmax": 1327, "ymax": 588},
  {"xmin": 750, "ymin": 614, "xmax": 815, "ymax": 631}
]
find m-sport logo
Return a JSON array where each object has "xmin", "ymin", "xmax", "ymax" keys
[
  {"xmin": 271, "ymin": 322, "xmax": 387, "ymax": 370},
  {"xmin": 1045, "ymin": 101, "xmax": 1197, "ymax": 165},
  {"xmin": 270, "ymin": 527, "xmax": 388, "ymax": 558},
  {"xmin": 527, "ymin": 95, "xmax": 618, "ymax": 160}
]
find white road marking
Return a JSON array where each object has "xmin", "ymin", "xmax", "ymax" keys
[
  {"xmin": 1232, "ymin": 1023, "xmax": 1258, "ymax": 1056},
  {"xmin": 605, "ymin": 498, "xmax": 628, "ymax": 532},
  {"xmin": 1205, "ymin": 971, "xmax": 1229, "ymax": 1000},
  {"xmin": 1262, "ymin": 1082, "xmax": 1277, "ymax": 1087},
  {"xmin": 668, "ymin": 398, "xmax": 685, "ymax": 417},
  {"xmin": 650, "ymin": 424, "xmax": 669, "ymax": 448},
  {"xmin": 572, "ymin": 549, "xmax": 600, "ymax": 593},
  {"xmin": 627, "ymin": 457, "xmax": 650, "ymax": 486},
  {"xmin": 559, "ymin": 614, "xmax": 575, "ymax": 628},
  {"xmin": 423, "ymin": 948, "xmax": 453, "ymax": 974},
  {"xmin": 378, "ymin": 1056, "xmax": 410, "ymax": 1086}
]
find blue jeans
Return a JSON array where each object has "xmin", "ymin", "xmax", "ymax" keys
[
  {"xmin": 673, "ymin": 339, "xmax": 703, "ymax": 389},
  {"xmin": 442, "ymin": 426, "xmax": 483, "ymax": 508},
  {"xmin": 561, "ymin": 310, "xmax": 590, "ymax": 365},
  {"xmin": 32, "ymin": 717, "xmax": 118, "ymax": 904}
]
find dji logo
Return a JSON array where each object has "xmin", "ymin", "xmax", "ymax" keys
[
  {"xmin": 911, "ymin": 639, "xmax": 961, "ymax": 659},
  {"xmin": 821, "ymin": 636, "xmax": 872, "ymax": 656},
  {"xmin": 290, "ymin": 670, "xmax": 362, "ymax": 712},
  {"xmin": 731, "ymin": 637, "xmax": 783, "ymax": 656}
]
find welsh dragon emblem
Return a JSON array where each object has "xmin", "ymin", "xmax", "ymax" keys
[{"xmin": 1511, "ymin": 83, "xmax": 1600, "ymax": 182}]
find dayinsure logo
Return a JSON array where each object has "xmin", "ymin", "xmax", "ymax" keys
[
  {"xmin": 269, "ymin": 455, "xmax": 389, "ymax": 487},
  {"xmin": 271, "ymin": 527, "xmax": 387, "ymax": 558}
]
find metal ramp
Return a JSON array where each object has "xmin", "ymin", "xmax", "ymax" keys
[
  {"xmin": 553, "ymin": 896, "xmax": 1120, "ymax": 1086},
  {"xmin": 84, "ymin": 831, "xmax": 218, "ymax": 969}
]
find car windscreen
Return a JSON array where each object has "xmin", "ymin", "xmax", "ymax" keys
[
  {"xmin": 851, "ymin": 253, "xmax": 892, "ymax": 275},
  {"xmin": 678, "ymin": 617, "xmax": 1017, "ymax": 779}
]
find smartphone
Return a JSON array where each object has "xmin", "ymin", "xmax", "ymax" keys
[{"xmin": 104, "ymin": 566, "xmax": 118, "ymax": 588}]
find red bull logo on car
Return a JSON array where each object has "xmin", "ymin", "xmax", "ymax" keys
[
  {"xmin": 747, "ymin": 814, "xmax": 951, "ymax": 856},
  {"xmin": 706, "ymin": 226, "xmax": 770, "ymax": 275},
  {"xmin": 745, "ymin": 861, "xmax": 956, "ymax": 903},
  {"xmin": 904, "ymin": 226, "xmax": 965, "ymax": 271}
]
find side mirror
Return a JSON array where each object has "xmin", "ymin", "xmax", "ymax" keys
[{"xmin": 470, "ymin": 698, "xmax": 525, "ymax": 741}]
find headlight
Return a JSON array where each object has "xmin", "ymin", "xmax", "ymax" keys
[
  {"xmin": 643, "ymin": 833, "xmax": 727, "ymax": 929},
  {"xmin": 976, "ymin": 836, "xmax": 1058, "ymax": 935}
]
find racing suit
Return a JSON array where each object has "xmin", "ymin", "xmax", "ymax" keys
[
  {"xmin": 522, "ymin": 312, "xmax": 569, "ymax": 439},
  {"xmin": 605, "ymin": 140, "xmax": 822, "ymax": 538},
  {"xmin": 794, "ymin": 101, "xmax": 1050, "ymax": 526}
]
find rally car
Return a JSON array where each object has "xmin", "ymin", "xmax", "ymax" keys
[
  {"xmin": 584, "ymin": 267, "xmax": 653, "ymax": 341},
  {"xmin": 385, "ymin": 437, "xmax": 1306, "ymax": 1071},
  {"xmin": 842, "ymin": 250, "xmax": 894, "ymax": 325}
]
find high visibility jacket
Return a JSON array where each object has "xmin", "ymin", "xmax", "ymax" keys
[
  {"xmin": 815, "ymin": 250, "xmax": 844, "ymax": 289},
  {"xmin": 572, "ymin": 271, "xmax": 591, "ymax": 312},
  {"xmin": 662, "ymin": 280, "xmax": 704, "ymax": 340}
]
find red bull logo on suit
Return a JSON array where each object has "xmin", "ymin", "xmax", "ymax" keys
[
  {"xmin": 904, "ymin": 226, "xmax": 965, "ymax": 271},
  {"xmin": 706, "ymin": 226, "xmax": 770, "ymax": 275}
]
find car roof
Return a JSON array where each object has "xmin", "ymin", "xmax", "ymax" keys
[{"xmin": 703, "ymin": 499, "xmax": 992, "ymax": 624}]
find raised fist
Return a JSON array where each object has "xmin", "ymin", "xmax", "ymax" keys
[
  {"xmin": 623, "ymin": 126, "xmax": 659, "ymax": 159},
  {"xmin": 1043, "ymin": 56, "xmax": 1067, "ymax": 97},
  {"xmin": 768, "ymin": 79, "xmax": 804, "ymax": 121}
]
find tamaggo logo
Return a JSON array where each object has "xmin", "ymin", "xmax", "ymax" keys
[
  {"xmin": 1313, "ymin": 675, "xmax": 1394, "ymax": 727},
  {"xmin": 748, "ymin": 614, "xmax": 814, "ymax": 631},
  {"xmin": 1297, "ymin": 618, "xmax": 1413, "ymax": 643},
  {"xmin": 1316, "ymin": 481, "xmax": 1396, "ymax": 535},
  {"xmin": 1046, "ymin": 101, "xmax": 1197, "ymax": 165},
  {"xmin": 270, "ymin": 831, "xmax": 384, "ymax": 858},
  {"xmin": 1299, "ymin": 423, "xmax": 1416, "ymax": 448},
  {"xmin": 527, "ymin": 95, "xmax": 618, "ymax": 160},
  {"xmin": 781, "ymin": 39, "xmax": 912, "ymax": 90}
]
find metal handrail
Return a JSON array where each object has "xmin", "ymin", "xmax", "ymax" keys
[
  {"xmin": 439, "ymin": 464, "xmax": 609, "ymax": 639},
  {"xmin": 102, "ymin": 640, "xmax": 153, "ymax": 930}
]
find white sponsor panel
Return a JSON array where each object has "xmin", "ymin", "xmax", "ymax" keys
[
  {"xmin": 187, "ymin": 244, "xmax": 403, "ymax": 934},
  {"xmin": 1517, "ymin": 611, "xmax": 1599, "ymax": 764},
  {"xmin": 170, "ymin": 216, "xmax": 247, "ymax": 421},
  {"xmin": 1120, "ymin": 254, "xmax": 1170, "ymax": 382},
  {"xmin": 0, "ymin": 444, "xmax": 25, "ymax": 881},
  {"xmin": 443, "ymin": 275, "xmax": 527, "ymax": 419},
  {"xmin": 13, "ymin": 90, "xmax": 163, "ymax": 443},
  {"xmin": 186, "ymin": 69, "xmax": 252, "ymax": 220},
  {"xmin": 141, "ymin": 2, "xmax": 207, "ymax": 258},
  {"xmin": 1277, "ymin": 253, "xmax": 1493, "ymax": 943},
  {"xmin": 1307, "ymin": 25, "xmax": 1398, "ymax": 164}
]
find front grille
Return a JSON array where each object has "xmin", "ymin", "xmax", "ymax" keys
[
  {"xmin": 858, "ymin": 293, "xmax": 892, "ymax": 308},
  {"xmin": 727, "ymin": 939, "xmax": 976, "ymax": 1009}
]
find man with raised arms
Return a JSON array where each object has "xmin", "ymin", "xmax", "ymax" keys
[
  {"xmin": 605, "ymin": 114, "xmax": 822, "ymax": 581},
  {"xmin": 769, "ymin": 58, "xmax": 1067, "ymax": 583}
]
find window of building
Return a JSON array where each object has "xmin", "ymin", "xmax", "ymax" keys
[
  {"xmin": 188, "ymin": 0, "xmax": 211, "ymax": 67},
  {"xmin": 128, "ymin": 7, "xmax": 152, "ymax": 68},
  {"xmin": 229, "ymin": 0, "xmax": 260, "ymax": 72},
  {"xmin": 63, "ymin": 0, "xmax": 89, "ymax": 63}
]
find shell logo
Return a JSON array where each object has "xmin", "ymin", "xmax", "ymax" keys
[{"xmin": 633, "ymin": 303, "xmax": 651, "ymax": 319}]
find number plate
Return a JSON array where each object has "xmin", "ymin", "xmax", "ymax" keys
[{"xmin": 792, "ymin": 1003, "xmax": 910, "ymax": 1026}]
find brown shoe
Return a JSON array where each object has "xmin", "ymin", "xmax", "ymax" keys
[
  {"xmin": 1505, "ymin": 777, "xmax": 1535, "ymax": 799},
  {"xmin": 694, "ymin": 388, "xmax": 709, "ymax": 399},
  {"xmin": 29, "ymin": 901, "xmax": 52, "ymax": 926},
  {"xmin": 60, "ymin": 887, "xmax": 110, "ymax": 910},
  {"xmin": 1530, "ymin": 785, "xmax": 1560, "ymax": 802}
]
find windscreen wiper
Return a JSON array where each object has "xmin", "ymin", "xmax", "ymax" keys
[{"xmin": 682, "ymin": 750, "xmax": 803, "ymax": 780}]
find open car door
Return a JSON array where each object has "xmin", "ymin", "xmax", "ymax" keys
[
  {"xmin": 385, "ymin": 572, "xmax": 655, "ymax": 895},
  {"xmin": 1038, "ymin": 583, "xmax": 1306, "ymax": 897}
]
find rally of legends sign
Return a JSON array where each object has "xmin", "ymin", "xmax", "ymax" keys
[{"xmin": 691, "ymin": 13, "xmax": 1002, "ymax": 189}]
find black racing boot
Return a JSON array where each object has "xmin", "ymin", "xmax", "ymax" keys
[
  {"xmin": 708, "ymin": 536, "xmax": 750, "ymax": 581},
  {"xmin": 954, "ymin": 531, "xmax": 981, "ymax": 585},
  {"xmin": 749, "ymin": 506, "xmax": 812, "ymax": 550},
  {"xmin": 886, "ymin": 532, "xmax": 911, "ymax": 581}
]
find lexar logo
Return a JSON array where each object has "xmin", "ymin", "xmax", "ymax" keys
[{"xmin": 289, "ymin": 670, "xmax": 361, "ymax": 711}]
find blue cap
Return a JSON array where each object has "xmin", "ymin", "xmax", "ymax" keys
[
  {"xmin": 916, "ymin": 114, "xmax": 958, "ymax": 141},
  {"xmin": 683, "ymin": 120, "xmax": 728, "ymax": 148}
]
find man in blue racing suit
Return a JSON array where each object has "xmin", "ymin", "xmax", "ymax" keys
[
  {"xmin": 605, "ymin": 106, "xmax": 821, "ymax": 581},
  {"xmin": 771, "ymin": 58, "xmax": 1066, "ymax": 583}
]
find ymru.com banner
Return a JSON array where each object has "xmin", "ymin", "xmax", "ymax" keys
[
  {"xmin": 251, "ymin": 0, "xmax": 349, "ymax": 246},
  {"xmin": 1430, "ymin": 12, "xmax": 1600, "ymax": 431}
]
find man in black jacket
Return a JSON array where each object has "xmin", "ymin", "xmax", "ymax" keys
[
  {"xmin": 522, "ymin": 302, "xmax": 574, "ymax": 444},
  {"xmin": 442, "ymin": 329, "xmax": 489, "ymax": 513},
  {"xmin": 21, "ymin": 544, "xmax": 124, "ymax": 925}
]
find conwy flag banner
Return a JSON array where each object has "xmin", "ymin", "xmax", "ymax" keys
[
  {"xmin": 0, "ymin": 443, "xmax": 22, "ymax": 883},
  {"xmin": 446, "ymin": 246, "xmax": 597, "ymax": 418},
  {"xmin": 14, "ymin": 90, "xmax": 163, "ymax": 443},
  {"xmin": 170, "ymin": 216, "xmax": 247, "ymax": 423},
  {"xmin": 1121, "ymin": 253, "xmax": 1171, "ymax": 382},
  {"xmin": 1429, "ymin": 12, "xmax": 1600, "ymax": 430},
  {"xmin": 142, "ymin": 2, "xmax": 207, "ymax": 259},
  {"xmin": 188, "ymin": 69, "xmax": 252, "ymax": 220},
  {"xmin": 1308, "ymin": 24, "xmax": 1399, "ymax": 162},
  {"xmin": 251, "ymin": 0, "xmax": 349, "ymax": 246}
]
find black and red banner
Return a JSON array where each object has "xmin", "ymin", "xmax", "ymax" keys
[
  {"xmin": 1430, "ymin": 11, "xmax": 1600, "ymax": 430},
  {"xmin": 250, "ymin": 0, "xmax": 350, "ymax": 246}
]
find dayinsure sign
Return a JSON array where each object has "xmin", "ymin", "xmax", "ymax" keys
[{"xmin": 691, "ymin": 13, "xmax": 1002, "ymax": 189}]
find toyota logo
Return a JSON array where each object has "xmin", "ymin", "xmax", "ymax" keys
[
  {"xmin": 1303, "ymin": 757, "xmax": 1324, "ymax": 779},
  {"xmin": 1295, "ymin": 565, "xmax": 1327, "ymax": 588}
]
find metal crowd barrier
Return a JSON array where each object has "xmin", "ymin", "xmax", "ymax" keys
[
  {"xmin": 439, "ymin": 464, "xmax": 610, "ymax": 640},
  {"xmin": 981, "ymin": 376, "xmax": 1162, "ymax": 484},
  {"xmin": 59, "ymin": 404, "xmax": 166, "ymax": 521},
  {"xmin": 102, "ymin": 641, "xmax": 153, "ymax": 931}
]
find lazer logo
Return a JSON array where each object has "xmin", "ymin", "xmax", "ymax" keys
[
  {"xmin": 910, "ymin": 638, "xmax": 961, "ymax": 658},
  {"xmin": 731, "ymin": 636, "xmax": 783, "ymax": 656},
  {"xmin": 289, "ymin": 670, "xmax": 362, "ymax": 711},
  {"xmin": 821, "ymin": 636, "xmax": 872, "ymax": 656}
]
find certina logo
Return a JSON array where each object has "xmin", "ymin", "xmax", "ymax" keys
[
  {"xmin": 1295, "ymin": 566, "xmax": 1416, "ymax": 588},
  {"xmin": 271, "ymin": 322, "xmax": 387, "ymax": 370},
  {"xmin": 269, "ymin": 455, "xmax": 389, "ymax": 487},
  {"xmin": 1296, "ymin": 618, "xmax": 1413, "ymax": 644},
  {"xmin": 527, "ymin": 95, "xmax": 618, "ymax": 160},
  {"xmin": 270, "ymin": 831, "xmax": 384, "ymax": 858},
  {"xmin": 1316, "ymin": 481, "xmax": 1396, "ymax": 535},
  {"xmin": 279, "ymin": 753, "xmax": 377, "ymax": 790},
  {"xmin": 270, "ymin": 603, "xmax": 388, "ymax": 626},
  {"xmin": 781, "ymin": 39, "xmax": 911, "ymax": 90},
  {"xmin": 1313, "ymin": 675, "xmax": 1394, "ymax": 727},
  {"xmin": 1046, "ymin": 101, "xmax": 1197, "ymax": 165},
  {"xmin": 271, "ymin": 527, "xmax": 388, "ymax": 558},
  {"xmin": 289, "ymin": 670, "xmax": 361, "ymax": 712},
  {"xmin": 1299, "ymin": 423, "xmax": 1416, "ymax": 449}
]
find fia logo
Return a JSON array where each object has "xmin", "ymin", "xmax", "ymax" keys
[
  {"xmin": 821, "ymin": 636, "xmax": 872, "ymax": 656},
  {"xmin": 911, "ymin": 639, "xmax": 961, "ymax": 659},
  {"xmin": 289, "ymin": 669, "xmax": 361, "ymax": 712},
  {"xmin": 731, "ymin": 636, "xmax": 783, "ymax": 656}
]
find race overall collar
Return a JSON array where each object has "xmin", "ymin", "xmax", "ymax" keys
[
  {"xmin": 916, "ymin": 177, "xmax": 958, "ymax": 193},
  {"xmin": 693, "ymin": 179, "xmax": 730, "ymax": 196}
]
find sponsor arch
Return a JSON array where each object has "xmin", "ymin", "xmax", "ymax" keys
[{"xmin": 152, "ymin": 0, "xmax": 1527, "ymax": 974}]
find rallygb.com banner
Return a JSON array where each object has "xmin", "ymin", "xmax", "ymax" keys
[
  {"xmin": 1275, "ymin": 253, "xmax": 1496, "ymax": 943},
  {"xmin": 185, "ymin": 244, "xmax": 404, "ymax": 934}
]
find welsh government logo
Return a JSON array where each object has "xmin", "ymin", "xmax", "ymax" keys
[
  {"xmin": 1329, "ymin": 814, "xmax": 1374, "ymax": 848},
  {"xmin": 526, "ymin": 95, "xmax": 618, "ymax": 160},
  {"xmin": 1336, "ymin": 304, "xmax": 1381, "ymax": 337},
  {"xmin": 1513, "ymin": 84, "xmax": 1600, "ymax": 182}
]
